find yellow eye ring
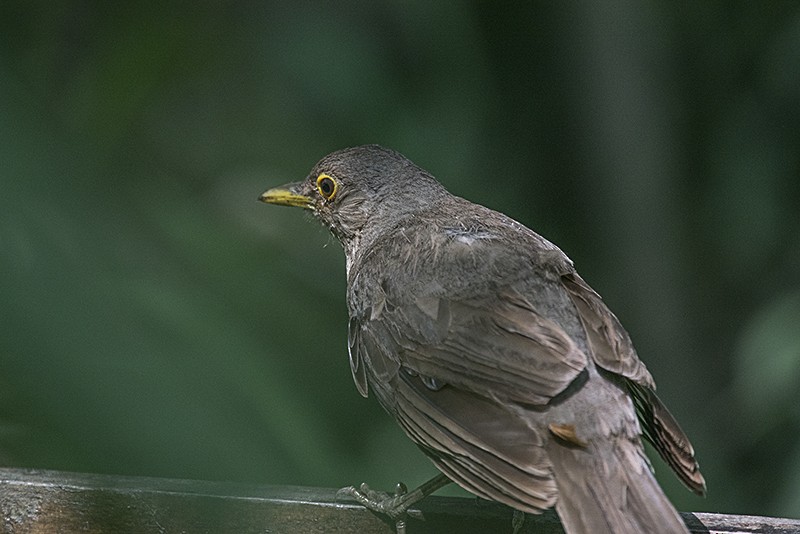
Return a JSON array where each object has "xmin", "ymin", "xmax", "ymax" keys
[{"xmin": 316, "ymin": 173, "xmax": 338, "ymax": 200}]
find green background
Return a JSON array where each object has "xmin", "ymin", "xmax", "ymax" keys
[{"xmin": 2, "ymin": 0, "xmax": 799, "ymax": 521}]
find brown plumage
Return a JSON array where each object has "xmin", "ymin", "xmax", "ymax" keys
[{"xmin": 260, "ymin": 145, "xmax": 705, "ymax": 533}]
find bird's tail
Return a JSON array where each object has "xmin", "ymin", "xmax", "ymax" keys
[{"xmin": 546, "ymin": 436, "xmax": 689, "ymax": 534}]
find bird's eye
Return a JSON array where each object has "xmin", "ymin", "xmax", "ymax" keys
[{"xmin": 316, "ymin": 174, "xmax": 338, "ymax": 201}]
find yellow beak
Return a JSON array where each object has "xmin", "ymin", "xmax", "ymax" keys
[{"xmin": 258, "ymin": 184, "xmax": 313, "ymax": 209}]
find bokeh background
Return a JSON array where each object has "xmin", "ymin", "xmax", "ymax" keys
[{"xmin": 2, "ymin": 0, "xmax": 799, "ymax": 522}]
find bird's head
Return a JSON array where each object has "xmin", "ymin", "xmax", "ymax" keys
[{"xmin": 260, "ymin": 145, "xmax": 447, "ymax": 248}]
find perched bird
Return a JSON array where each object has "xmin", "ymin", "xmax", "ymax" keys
[{"xmin": 260, "ymin": 145, "xmax": 705, "ymax": 533}]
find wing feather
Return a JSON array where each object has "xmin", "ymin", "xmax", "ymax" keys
[
  {"xmin": 372, "ymin": 288, "xmax": 587, "ymax": 405},
  {"xmin": 348, "ymin": 283, "xmax": 589, "ymax": 513},
  {"xmin": 392, "ymin": 371, "xmax": 558, "ymax": 512},
  {"xmin": 560, "ymin": 272, "xmax": 654, "ymax": 387}
]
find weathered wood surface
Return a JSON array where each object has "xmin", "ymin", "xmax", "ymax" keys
[{"xmin": 1, "ymin": 468, "xmax": 798, "ymax": 533}]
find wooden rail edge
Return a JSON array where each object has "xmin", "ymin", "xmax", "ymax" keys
[{"xmin": 1, "ymin": 468, "xmax": 797, "ymax": 533}]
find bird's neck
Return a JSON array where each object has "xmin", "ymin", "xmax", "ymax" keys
[{"xmin": 340, "ymin": 215, "xmax": 407, "ymax": 281}]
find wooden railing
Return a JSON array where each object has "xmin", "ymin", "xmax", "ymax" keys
[{"xmin": 1, "ymin": 468, "xmax": 797, "ymax": 533}]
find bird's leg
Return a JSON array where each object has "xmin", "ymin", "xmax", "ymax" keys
[{"xmin": 337, "ymin": 473, "xmax": 451, "ymax": 533}]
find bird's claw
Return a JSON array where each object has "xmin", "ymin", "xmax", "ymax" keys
[{"xmin": 337, "ymin": 481, "xmax": 423, "ymax": 533}]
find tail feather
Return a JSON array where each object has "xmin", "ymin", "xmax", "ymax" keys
[{"xmin": 547, "ymin": 436, "xmax": 690, "ymax": 534}]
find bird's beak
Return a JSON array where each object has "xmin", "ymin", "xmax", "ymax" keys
[{"xmin": 259, "ymin": 182, "xmax": 313, "ymax": 209}]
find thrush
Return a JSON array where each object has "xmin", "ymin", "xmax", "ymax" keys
[{"xmin": 260, "ymin": 145, "xmax": 705, "ymax": 534}]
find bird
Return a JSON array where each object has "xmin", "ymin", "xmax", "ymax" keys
[{"xmin": 259, "ymin": 144, "xmax": 705, "ymax": 534}]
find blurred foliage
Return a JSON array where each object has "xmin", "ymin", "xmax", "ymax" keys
[{"xmin": 1, "ymin": 0, "xmax": 799, "ymax": 521}]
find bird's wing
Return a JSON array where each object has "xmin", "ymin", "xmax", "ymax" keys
[
  {"xmin": 559, "ymin": 272, "xmax": 654, "ymax": 388},
  {"xmin": 560, "ymin": 272, "xmax": 706, "ymax": 495},
  {"xmin": 353, "ymin": 284, "xmax": 588, "ymax": 406},
  {"xmin": 347, "ymin": 276, "xmax": 594, "ymax": 513},
  {"xmin": 349, "ymin": 297, "xmax": 565, "ymax": 512}
]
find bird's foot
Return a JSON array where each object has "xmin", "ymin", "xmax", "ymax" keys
[
  {"xmin": 337, "ymin": 474, "xmax": 451, "ymax": 534},
  {"xmin": 337, "ymin": 482, "xmax": 422, "ymax": 534},
  {"xmin": 337, "ymin": 481, "xmax": 424, "ymax": 520}
]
